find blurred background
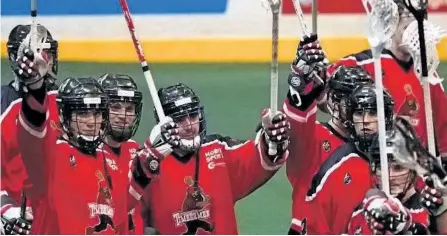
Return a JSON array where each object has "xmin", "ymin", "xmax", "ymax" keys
[{"xmin": 1, "ymin": 0, "xmax": 447, "ymax": 234}]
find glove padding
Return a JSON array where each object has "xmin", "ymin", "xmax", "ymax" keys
[
  {"xmin": 14, "ymin": 47, "xmax": 51, "ymax": 90},
  {"xmin": 417, "ymin": 175, "xmax": 447, "ymax": 216},
  {"xmin": 1, "ymin": 206, "xmax": 32, "ymax": 235},
  {"xmin": 362, "ymin": 189, "xmax": 413, "ymax": 235},
  {"xmin": 148, "ymin": 116, "xmax": 181, "ymax": 158},
  {"xmin": 290, "ymin": 33, "xmax": 328, "ymax": 92},
  {"xmin": 261, "ymin": 109, "xmax": 290, "ymax": 163}
]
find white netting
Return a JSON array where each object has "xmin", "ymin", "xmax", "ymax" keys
[
  {"xmin": 362, "ymin": 0, "xmax": 400, "ymax": 48},
  {"xmin": 261, "ymin": 0, "xmax": 281, "ymax": 12},
  {"xmin": 401, "ymin": 20, "xmax": 446, "ymax": 84}
]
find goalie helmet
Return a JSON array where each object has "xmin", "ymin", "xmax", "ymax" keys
[
  {"xmin": 327, "ymin": 66, "xmax": 374, "ymax": 122},
  {"xmin": 346, "ymin": 84, "xmax": 395, "ymax": 153},
  {"xmin": 99, "ymin": 74, "xmax": 143, "ymax": 142},
  {"xmin": 57, "ymin": 77, "xmax": 109, "ymax": 154},
  {"xmin": 155, "ymin": 83, "xmax": 206, "ymax": 152},
  {"xmin": 7, "ymin": 24, "xmax": 58, "ymax": 82}
]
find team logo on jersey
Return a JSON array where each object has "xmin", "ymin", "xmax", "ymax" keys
[
  {"xmin": 50, "ymin": 120, "xmax": 61, "ymax": 131},
  {"xmin": 397, "ymin": 84, "xmax": 420, "ymax": 126},
  {"xmin": 322, "ymin": 140, "xmax": 331, "ymax": 152},
  {"xmin": 343, "ymin": 173, "xmax": 351, "ymax": 185},
  {"xmin": 69, "ymin": 155, "xmax": 77, "ymax": 167},
  {"xmin": 172, "ymin": 176, "xmax": 214, "ymax": 234},
  {"xmin": 85, "ymin": 171, "xmax": 116, "ymax": 235}
]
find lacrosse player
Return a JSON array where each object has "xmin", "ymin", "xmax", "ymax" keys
[
  {"xmin": 137, "ymin": 83, "xmax": 290, "ymax": 234},
  {"xmin": 98, "ymin": 74, "xmax": 146, "ymax": 234},
  {"xmin": 1, "ymin": 24, "xmax": 58, "ymax": 235},
  {"xmin": 327, "ymin": 0, "xmax": 447, "ymax": 163},
  {"xmin": 289, "ymin": 84, "xmax": 395, "ymax": 234},
  {"xmin": 283, "ymin": 34, "xmax": 376, "ymax": 235},
  {"xmin": 346, "ymin": 118, "xmax": 430, "ymax": 235}
]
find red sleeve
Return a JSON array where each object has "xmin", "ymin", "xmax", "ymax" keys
[
  {"xmin": 17, "ymin": 92, "xmax": 51, "ymax": 198},
  {"xmin": 346, "ymin": 209, "xmax": 366, "ymax": 234},
  {"xmin": 222, "ymin": 136, "xmax": 288, "ymax": 202},
  {"xmin": 430, "ymin": 81, "xmax": 447, "ymax": 158},
  {"xmin": 282, "ymin": 97, "xmax": 317, "ymax": 185}
]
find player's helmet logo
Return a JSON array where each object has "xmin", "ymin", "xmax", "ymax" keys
[
  {"xmin": 172, "ymin": 176, "xmax": 214, "ymax": 234},
  {"xmin": 322, "ymin": 140, "xmax": 331, "ymax": 152},
  {"xmin": 85, "ymin": 171, "xmax": 116, "ymax": 235}
]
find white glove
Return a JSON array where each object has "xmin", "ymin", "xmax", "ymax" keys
[
  {"xmin": 1, "ymin": 205, "xmax": 33, "ymax": 235},
  {"xmin": 15, "ymin": 47, "xmax": 51, "ymax": 90},
  {"xmin": 147, "ymin": 116, "xmax": 180, "ymax": 158}
]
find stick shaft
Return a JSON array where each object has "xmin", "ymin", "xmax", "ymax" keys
[
  {"xmin": 270, "ymin": 10, "xmax": 279, "ymax": 114},
  {"xmin": 118, "ymin": 0, "xmax": 165, "ymax": 120},
  {"xmin": 30, "ymin": 0, "xmax": 37, "ymax": 52},
  {"xmin": 373, "ymin": 50, "xmax": 391, "ymax": 195},
  {"xmin": 312, "ymin": 0, "xmax": 318, "ymax": 33},
  {"xmin": 292, "ymin": 0, "xmax": 310, "ymax": 35}
]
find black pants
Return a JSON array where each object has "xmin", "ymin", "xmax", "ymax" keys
[
  {"xmin": 93, "ymin": 215, "xmax": 115, "ymax": 232},
  {"xmin": 182, "ymin": 220, "xmax": 212, "ymax": 235}
]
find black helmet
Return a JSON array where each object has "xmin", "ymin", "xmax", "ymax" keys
[
  {"xmin": 57, "ymin": 77, "xmax": 109, "ymax": 154},
  {"xmin": 328, "ymin": 66, "xmax": 374, "ymax": 104},
  {"xmin": 346, "ymin": 84, "xmax": 395, "ymax": 153},
  {"xmin": 155, "ymin": 83, "xmax": 206, "ymax": 151},
  {"xmin": 7, "ymin": 24, "xmax": 58, "ymax": 81},
  {"xmin": 99, "ymin": 74, "xmax": 143, "ymax": 142}
]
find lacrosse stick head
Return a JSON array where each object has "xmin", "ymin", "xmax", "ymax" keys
[
  {"xmin": 362, "ymin": 0, "xmax": 400, "ymax": 49},
  {"xmin": 403, "ymin": 0, "xmax": 427, "ymax": 18},
  {"xmin": 388, "ymin": 117, "xmax": 447, "ymax": 180},
  {"xmin": 401, "ymin": 20, "xmax": 446, "ymax": 83},
  {"xmin": 261, "ymin": 0, "xmax": 281, "ymax": 13}
]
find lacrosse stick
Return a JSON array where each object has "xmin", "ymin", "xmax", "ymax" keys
[
  {"xmin": 118, "ymin": 0, "xmax": 165, "ymax": 120},
  {"xmin": 362, "ymin": 0, "xmax": 399, "ymax": 196},
  {"xmin": 389, "ymin": 117, "xmax": 447, "ymax": 192},
  {"xmin": 20, "ymin": 191, "xmax": 27, "ymax": 219},
  {"xmin": 402, "ymin": 0, "xmax": 445, "ymax": 160},
  {"xmin": 312, "ymin": 0, "xmax": 318, "ymax": 33},
  {"xmin": 30, "ymin": 0, "xmax": 37, "ymax": 53}
]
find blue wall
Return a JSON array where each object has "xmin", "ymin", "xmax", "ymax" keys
[{"xmin": 1, "ymin": 0, "xmax": 227, "ymax": 15}]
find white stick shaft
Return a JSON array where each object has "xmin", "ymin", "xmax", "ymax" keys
[
  {"xmin": 143, "ymin": 64, "xmax": 165, "ymax": 120},
  {"xmin": 312, "ymin": 0, "xmax": 318, "ymax": 33},
  {"xmin": 373, "ymin": 52, "xmax": 391, "ymax": 196},
  {"xmin": 422, "ymin": 77, "xmax": 436, "ymax": 158},
  {"xmin": 292, "ymin": 0, "xmax": 310, "ymax": 35},
  {"xmin": 270, "ymin": 10, "xmax": 279, "ymax": 114},
  {"xmin": 30, "ymin": 0, "xmax": 37, "ymax": 52}
]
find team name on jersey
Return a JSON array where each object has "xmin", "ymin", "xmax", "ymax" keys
[
  {"xmin": 172, "ymin": 209, "xmax": 211, "ymax": 226},
  {"xmin": 105, "ymin": 158, "xmax": 118, "ymax": 171},
  {"xmin": 88, "ymin": 203, "xmax": 115, "ymax": 218},
  {"xmin": 205, "ymin": 148, "xmax": 225, "ymax": 169}
]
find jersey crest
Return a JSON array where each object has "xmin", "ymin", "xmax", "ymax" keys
[
  {"xmin": 172, "ymin": 176, "xmax": 214, "ymax": 234},
  {"xmin": 322, "ymin": 140, "xmax": 331, "ymax": 153},
  {"xmin": 397, "ymin": 84, "xmax": 420, "ymax": 126}
]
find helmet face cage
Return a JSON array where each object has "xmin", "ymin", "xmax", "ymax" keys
[
  {"xmin": 7, "ymin": 24, "xmax": 58, "ymax": 79},
  {"xmin": 107, "ymin": 93, "xmax": 143, "ymax": 142},
  {"xmin": 346, "ymin": 86, "xmax": 394, "ymax": 153},
  {"xmin": 58, "ymin": 97, "xmax": 109, "ymax": 154},
  {"xmin": 156, "ymin": 84, "xmax": 206, "ymax": 152}
]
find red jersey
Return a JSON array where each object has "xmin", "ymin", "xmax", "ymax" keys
[
  {"xmin": 142, "ymin": 134, "xmax": 287, "ymax": 234},
  {"xmin": 347, "ymin": 192, "xmax": 430, "ymax": 234},
  {"xmin": 0, "ymin": 91, "xmax": 59, "ymax": 202},
  {"xmin": 329, "ymin": 49, "xmax": 447, "ymax": 155},
  {"xmin": 17, "ymin": 93, "xmax": 130, "ymax": 234},
  {"xmin": 282, "ymin": 96, "xmax": 347, "ymax": 234},
  {"xmin": 101, "ymin": 139, "xmax": 144, "ymax": 235},
  {"xmin": 292, "ymin": 142, "xmax": 375, "ymax": 234}
]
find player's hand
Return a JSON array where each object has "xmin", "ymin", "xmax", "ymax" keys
[
  {"xmin": 14, "ymin": 46, "xmax": 50, "ymax": 90},
  {"xmin": 128, "ymin": 147, "xmax": 162, "ymax": 198},
  {"xmin": 362, "ymin": 189, "xmax": 413, "ymax": 235},
  {"xmin": 1, "ymin": 205, "xmax": 32, "ymax": 235},
  {"xmin": 147, "ymin": 116, "xmax": 180, "ymax": 158},
  {"xmin": 260, "ymin": 108, "xmax": 290, "ymax": 163},
  {"xmin": 290, "ymin": 33, "xmax": 328, "ymax": 92},
  {"xmin": 417, "ymin": 175, "xmax": 447, "ymax": 216}
]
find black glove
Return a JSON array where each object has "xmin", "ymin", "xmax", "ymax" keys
[
  {"xmin": 261, "ymin": 109, "xmax": 290, "ymax": 163},
  {"xmin": 1, "ymin": 205, "xmax": 32, "ymax": 235},
  {"xmin": 290, "ymin": 33, "xmax": 328, "ymax": 93}
]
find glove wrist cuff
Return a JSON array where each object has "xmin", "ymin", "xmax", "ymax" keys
[{"xmin": 0, "ymin": 204, "xmax": 13, "ymax": 215}]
